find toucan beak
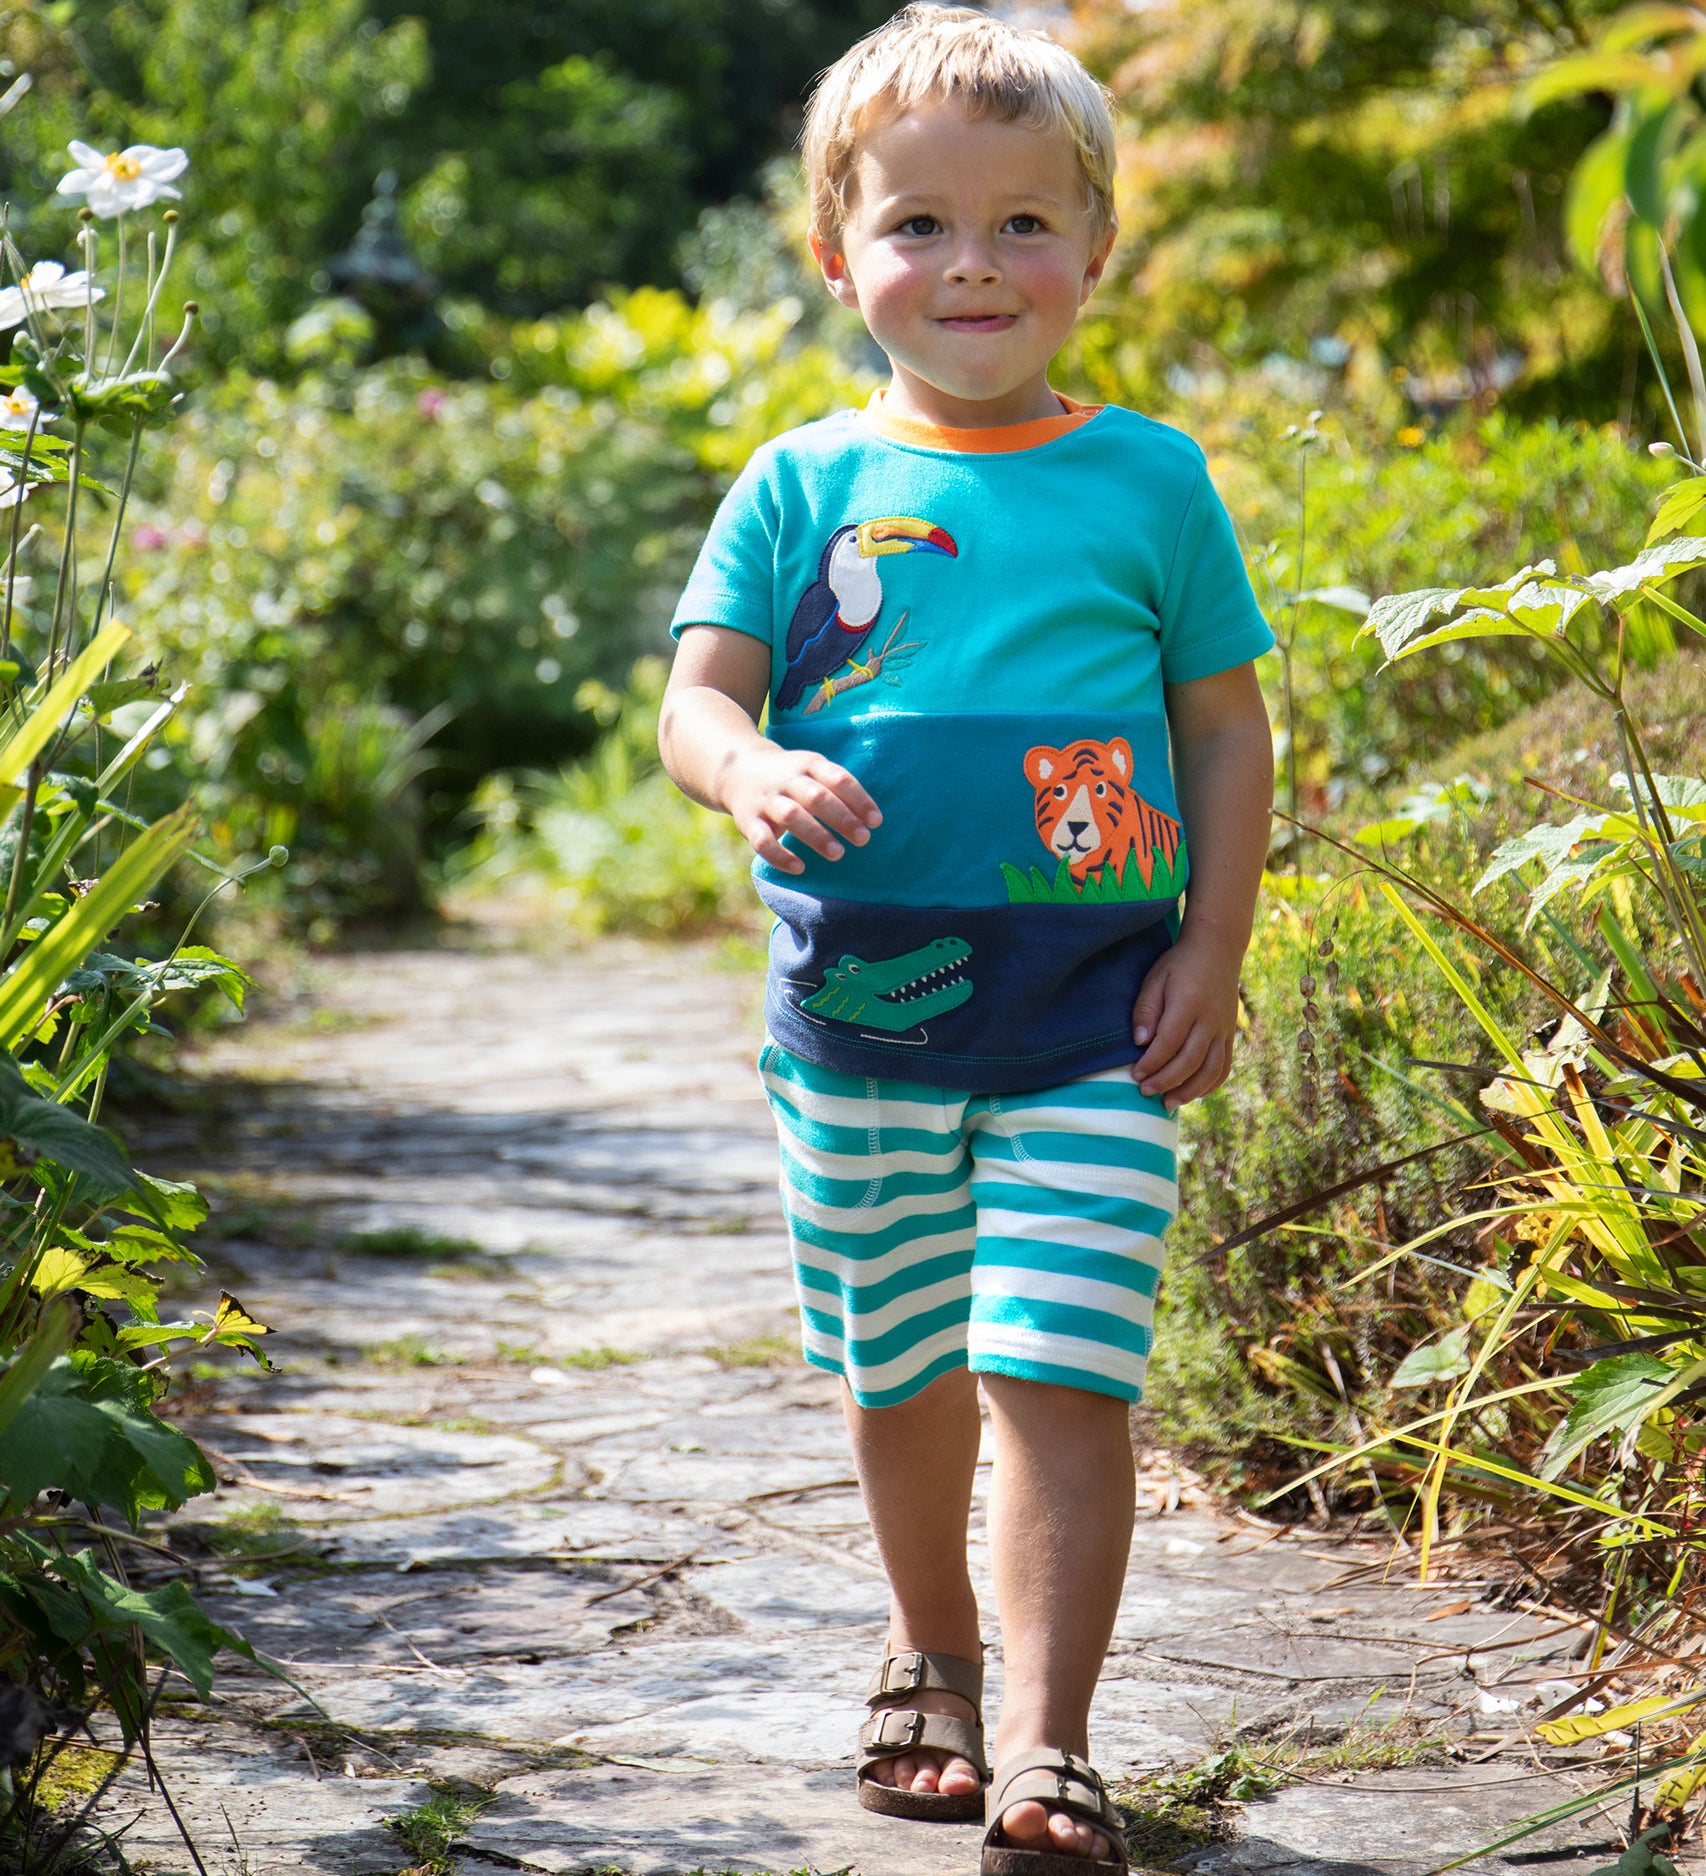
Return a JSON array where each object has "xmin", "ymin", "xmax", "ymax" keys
[{"xmin": 858, "ymin": 515, "xmax": 959, "ymax": 558}]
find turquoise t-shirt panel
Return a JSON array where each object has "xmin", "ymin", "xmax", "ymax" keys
[{"xmin": 669, "ymin": 407, "xmax": 1274, "ymax": 707}]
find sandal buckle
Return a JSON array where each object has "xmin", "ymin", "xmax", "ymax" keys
[
  {"xmin": 880, "ymin": 1651, "xmax": 926, "ymax": 1695},
  {"xmin": 870, "ymin": 1707, "xmax": 924, "ymax": 1749}
]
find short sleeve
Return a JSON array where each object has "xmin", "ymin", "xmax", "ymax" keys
[
  {"xmin": 670, "ymin": 451, "xmax": 778, "ymax": 645},
  {"xmin": 1157, "ymin": 461, "xmax": 1275, "ymax": 684}
]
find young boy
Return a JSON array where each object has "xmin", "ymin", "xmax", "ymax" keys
[{"xmin": 659, "ymin": 8, "xmax": 1274, "ymax": 1870}]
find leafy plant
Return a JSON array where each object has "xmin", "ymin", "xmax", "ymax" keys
[{"xmin": 0, "ymin": 139, "xmax": 273, "ymax": 1867}]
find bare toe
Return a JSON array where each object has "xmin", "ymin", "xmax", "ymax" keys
[
  {"xmin": 939, "ymin": 1754, "xmax": 981, "ymax": 1796},
  {"xmin": 1001, "ymin": 1800, "xmax": 1053, "ymax": 1847}
]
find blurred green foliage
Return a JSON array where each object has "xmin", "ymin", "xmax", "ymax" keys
[
  {"xmin": 0, "ymin": 0, "xmax": 894, "ymax": 367},
  {"xmin": 115, "ymin": 288, "xmax": 869, "ymax": 930},
  {"xmin": 1060, "ymin": 0, "xmax": 1639, "ymax": 418}
]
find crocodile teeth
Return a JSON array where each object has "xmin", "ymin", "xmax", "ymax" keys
[{"xmin": 883, "ymin": 963, "xmax": 968, "ymax": 1005}]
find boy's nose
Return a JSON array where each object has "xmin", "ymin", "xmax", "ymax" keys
[{"xmin": 944, "ymin": 243, "xmax": 1001, "ymax": 285}]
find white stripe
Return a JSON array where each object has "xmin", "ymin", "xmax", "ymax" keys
[
  {"xmin": 970, "ymin": 1263, "xmax": 1158, "ymax": 1322},
  {"xmin": 793, "ymin": 1223, "xmax": 978, "ymax": 1289},
  {"xmin": 967, "ymin": 1321, "xmax": 1147, "ymax": 1388},
  {"xmin": 976, "ymin": 1102, "xmax": 1177, "ymax": 1151},
  {"xmin": 773, "ymin": 1138, "xmax": 958, "ymax": 1182},
  {"xmin": 781, "ymin": 1178, "xmax": 972, "ymax": 1235},
  {"xmin": 972, "ymin": 1158, "xmax": 1180, "ymax": 1213},
  {"xmin": 802, "ymin": 1270, "xmax": 972, "ymax": 1339},
  {"xmin": 974, "ymin": 1207, "xmax": 1170, "ymax": 1256},
  {"xmin": 839, "ymin": 1322, "xmax": 973, "ymax": 1394},
  {"xmin": 763, "ymin": 1070, "xmax": 953, "ymax": 1136}
]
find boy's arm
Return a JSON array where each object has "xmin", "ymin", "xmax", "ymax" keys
[
  {"xmin": 1130, "ymin": 661, "xmax": 1273, "ymax": 1110},
  {"xmin": 659, "ymin": 625, "xmax": 881, "ymax": 876}
]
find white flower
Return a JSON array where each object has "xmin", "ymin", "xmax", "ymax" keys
[
  {"xmin": 0, "ymin": 470, "xmax": 34, "ymax": 510},
  {"xmin": 0, "ymin": 386, "xmax": 43, "ymax": 429},
  {"xmin": 0, "ymin": 260, "xmax": 105, "ymax": 331},
  {"xmin": 55, "ymin": 141, "xmax": 187, "ymax": 218}
]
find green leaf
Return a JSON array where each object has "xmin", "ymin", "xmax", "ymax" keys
[
  {"xmin": 0, "ymin": 803, "xmax": 199, "ymax": 1049},
  {"xmin": 1362, "ymin": 564, "xmax": 1586, "ymax": 662},
  {"xmin": 0, "ymin": 1355, "xmax": 215, "ymax": 1518},
  {"xmin": 1609, "ymin": 770, "xmax": 1706, "ymax": 818},
  {"xmin": 1391, "ymin": 1325, "xmax": 1472, "ymax": 1387},
  {"xmin": 124, "ymin": 1173, "xmax": 208, "ymax": 1232},
  {"xmin": 1518, "ymin": 50, "xmax": 1663, "ymax": 112},
  {"xmin": 0, "ymin": 1299, "xmax": 77, "ymax": 1438},
  {"xmin": 1646, "ymin": 473, "xmax": 1706, "ymax": 542},
  {"xmin": 0, "ymin": 621, "xmax": 131, "ymax": 790},
  {"xmin": 0, "ymin": 1056, "xmax": 132, "ymax": 1190},
  {"xmin": 1540, "ymin": 1352, "xmax": 1673, "ymax": 1480},
  {"xmin": 1474, "ymin": 814, "xmax": 1616, "ymax": 894},
  {"xmin": 1582, "ymin": 535, "xmax": 1706, "ymax": 600}
]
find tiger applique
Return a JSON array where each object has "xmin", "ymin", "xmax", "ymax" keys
[{"xmin": 1022, "ymin": 737, "xmax": 1184, "ymax": 889}]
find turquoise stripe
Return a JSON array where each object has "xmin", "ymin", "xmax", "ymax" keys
[
  {"xmin": 809, "ymin": 1344, "xmax": 970, "ymax": 1409},
  {"xmin": 795, "ymin": 1246, "xmax": 974, "ymax": 1313},
  {"xmin": 968, "ymin": 1350, "xmax": 1141, "ymax": 1404},
  {"xmin": 973, "ymin": 1235, "xmax": 1163, "ymax": 1297},
  {"xmin": 765, "ymin": 1054, "xmax": 947, "ymax": 1107},
  {"xmin": 984, "ymin": 1078, "xmax": 1170, "ymax": 1118},
  {"xmin": 970, "ymin": 1293, "xmax": 1152, "ymax": 1356},
  {"xmin": 778, "ymin": 1145, "xmax": 968, "ymax": 1210},
  {"xmin": 783, "ymin": 1202, "xmax": 977, "ymax": 1262},
  {"xmin": 801, "ymin": 1294, "xmax": 974, "ymax": 1366},
  {"xmin": 971, "ymin": 1130, "xmax": 1176, "ymax": 1176},
  {"xmin": 768, "ymin": 1090, "xmax": 959, "ymax": 1161},
  {"xmin": 967, "ymin": 1178, "xmax": 1175, "ymax": 1238}
]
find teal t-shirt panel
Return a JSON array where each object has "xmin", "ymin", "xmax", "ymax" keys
[
  {"xmin": 763, "ymin": 709, "xmax": 1182, "ymax": 910},
  {"xmin": 668, "ymin": 402, "xmax": 1274, "ymax": 1093},
  {"xmin": 670, "ymin": 406, "xmax": 1274, "ymax": 706}
]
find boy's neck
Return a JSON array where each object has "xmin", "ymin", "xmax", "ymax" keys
[{"xmin": 877, "ymin": 364, "xmax": 1068, "ymax": 431}]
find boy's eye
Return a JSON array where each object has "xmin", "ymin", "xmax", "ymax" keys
[
  {"xmin": 897, "ymin": 215, "xmax": 939, "ymax": 237},
  {"xmin": 1007, "ymin": 214, "xmax": 1044, "ymax": 234}
]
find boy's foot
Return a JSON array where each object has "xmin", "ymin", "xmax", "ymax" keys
[
  {"xmin": 865, "ymin": 1685, "xmax": 984, "ymax": 1799},
  {"xmin": 994, "ymin": 1797, "xmax": 1112, "ymax": 1860}
]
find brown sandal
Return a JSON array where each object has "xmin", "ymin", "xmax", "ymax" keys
[
  {"xmin": 856, "ymin": 1648, "xmax": 989, "ymax": 1822},
  {"xmin": 981, "ymin": 1749, "xmax": 1129, "ymax": 1876}
]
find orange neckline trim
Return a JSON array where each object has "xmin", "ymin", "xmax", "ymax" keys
[{"xmin": 860, "ymin": 390, "xmax": 1103, "ymax": 454}]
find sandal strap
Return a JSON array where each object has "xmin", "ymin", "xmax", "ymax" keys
[
  {"xmin": 985, "ymin": 1748, "xmax": 1124, "ymax": 1836},
  {"xmin": 864, "ymin": 1649, "xmax": 984, "ymax": 1716},
  {"xmin": 858, "ymin": 1709, "xmax": 989, "ymax": 1776}
]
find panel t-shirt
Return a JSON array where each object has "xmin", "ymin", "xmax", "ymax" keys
[{"xmin": 671, "ymin": 394, "xmax": 1274, "ymax": 1093}]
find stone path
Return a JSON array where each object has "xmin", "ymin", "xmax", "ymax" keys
[{"xmin": 88, "ymin": 933, "xmax": 1645, "ymax": 1874}]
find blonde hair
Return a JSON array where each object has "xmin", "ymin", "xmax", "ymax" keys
[{"xmin": 802, "ymin": 5, "xmax": 1117, "ymax": 245}]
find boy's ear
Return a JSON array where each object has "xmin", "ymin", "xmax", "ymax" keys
[
  {"xmin": 1080, "ymin": 222, "xmax": 1118, "ymax": 306},
  {"xmin": 810, "ymin": 230, "xmax": 861, "ymax": 311}
]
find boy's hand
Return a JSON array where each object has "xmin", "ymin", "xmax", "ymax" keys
[
  {"xmin": 722, "ymin": 744, "xmax": 881, "ymax": 875},
  {"xmin": 1129, "ymin": 934, "xmax": 1243, "ymax": 1111}
]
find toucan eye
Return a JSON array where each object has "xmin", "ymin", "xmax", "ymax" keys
[{"xmin": 1053, "ymin": 784, "xmax": 1067, "ymax": 800}]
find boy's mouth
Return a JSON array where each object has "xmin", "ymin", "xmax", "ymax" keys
[{"xmin": 937, "ymin": 313, "xmax": 1017, "ymax": 332}]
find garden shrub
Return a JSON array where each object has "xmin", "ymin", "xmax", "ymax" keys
[{"xmin": 121, "ymin": 290, "xmax": 868, "ymax": 933}]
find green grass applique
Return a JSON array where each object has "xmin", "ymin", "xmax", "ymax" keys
[{"xmin": 1001, "ymin": 844, "xmax": 1188, "ymax": 905}]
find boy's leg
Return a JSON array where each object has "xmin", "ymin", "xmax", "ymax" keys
[
  {"xmin": 965, "ymin": 1065, "xmax": 1180, "ymax": 1858},
  {"xmin": 843, "ymin": 1365, "xmax": 984, "ymax": 1797},
  {"xmin": 984, "ymin": 1374, "xmax": 1133, "ymax": 1857}
]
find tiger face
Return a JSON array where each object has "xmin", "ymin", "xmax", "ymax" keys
[
  {"xmin": 1024, "ymin": 737, "xmax": 1139, "ymax": 878},
  {"xmin": 1023, "ymin": 737, "xmax": 1184, "ymax": 889}
]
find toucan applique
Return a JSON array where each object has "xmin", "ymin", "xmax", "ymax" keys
[{"xmin": 776, "ymin": 515, "xmax": 958, "ymax": 713}]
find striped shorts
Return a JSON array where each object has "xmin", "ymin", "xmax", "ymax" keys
[{"xmin": 757, "ymin": 1039, "xmax": 1179, "ymax": 1408}]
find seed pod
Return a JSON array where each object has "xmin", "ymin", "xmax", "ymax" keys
[
  {"xmin": 1304, "ymin": 1001, "xmax": 1322, "ymax": 1024},
  {"xmin": 1299, "ymin": 1030, "xmax": 1315, "ymax": 1053},
  {"xmin": 1300, "ymin": 973, "xmax": 1316, "ymax": 997},
  {"xmin": 1326, "ymin": 959, "xmax": 1341, "ymax": 987},
  {"xmin": 1317, "ymin": 939, "xmax": 1335, "ymax": 958}
]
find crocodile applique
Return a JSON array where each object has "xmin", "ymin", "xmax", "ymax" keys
[{"xmin": 800, "ymin": 936, "xmax": 973, "ymax": 1033}]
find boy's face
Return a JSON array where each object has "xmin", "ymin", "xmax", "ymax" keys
[{"xmin": 812, "ymin": 99, "xmax": 1114, "ymax": 427}]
